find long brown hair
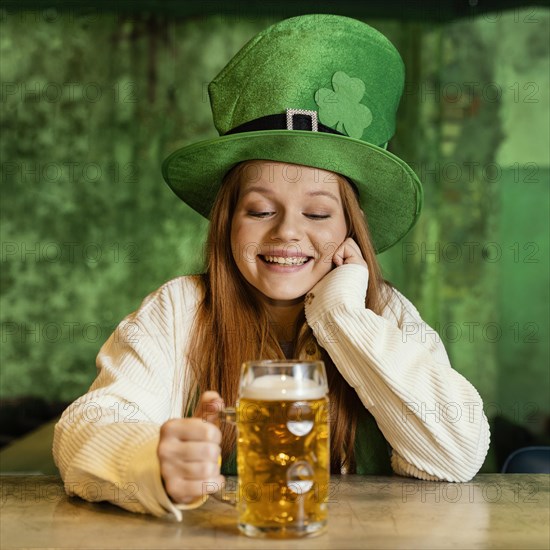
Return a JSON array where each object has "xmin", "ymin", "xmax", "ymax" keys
[{"xmin": 187, "ymin": 161, "xmax": 394, "ymax": 473}]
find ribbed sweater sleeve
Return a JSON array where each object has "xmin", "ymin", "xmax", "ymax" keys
[
  {"xmin": 52, "ymin": 277, "xmax": 202, "ymax": 520},
  {"xmin": 304, "ymin": 264, "xmax": 490, "ymax": 482}
]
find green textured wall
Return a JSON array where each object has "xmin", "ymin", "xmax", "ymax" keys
[
  {"xmin": 376, "ymin": 11, "xmax": 550, "ymax": 442},
  {"xmin": 1, "ymin": 8, "xmax": 549, "ymax": 467}
]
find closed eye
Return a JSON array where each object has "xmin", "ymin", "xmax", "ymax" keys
[
  {"xmin": 304, "ymin": 213, "xmax": 330, "ymax": 220},
  {"xmin": 247, "ymin": 212, "xmax": 330, "ymax": 220},
  {"xmin": 248, "ymin": 211, "xmax": 274, "ymax": 218}
]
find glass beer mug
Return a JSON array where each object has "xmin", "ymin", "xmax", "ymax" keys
[{"xmin": 222, "ymin": 360, "xmax": 330, "ymax": 538}]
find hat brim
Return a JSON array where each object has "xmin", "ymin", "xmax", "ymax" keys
[{"xmin": 161, "ymin": 130, "xmax": 423, "ymax": 254}]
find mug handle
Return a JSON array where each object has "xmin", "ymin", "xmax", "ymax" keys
[
  {"xmin": 219, "ymin": 406, "xmax": 236, "ymax": 425},
  {"xmin": 209, "ymin": 406, "xmax": 238, "ymax": 506}
]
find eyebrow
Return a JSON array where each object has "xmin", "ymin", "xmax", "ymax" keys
[
  {"xmin": 241, "ymin": 186, "xmax": 340, "ymax": 204},
  {"xmin": 241, "ymin": 186, "xmax": 273, "ymax": 197},
  {"xmin": 307, "ymin": 190, "xmax": 340, "ymax": 203}
]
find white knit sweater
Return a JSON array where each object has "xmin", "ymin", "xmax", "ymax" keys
[{"xmin": 53, "ymin": 264, "xmax": 490, "ymax": 520}]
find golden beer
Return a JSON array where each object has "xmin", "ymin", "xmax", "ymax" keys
[{"xmin": 234, "ymin": 367, "xmax": 330, "ymax": 538}]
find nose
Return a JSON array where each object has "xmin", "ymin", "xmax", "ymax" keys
[{"xmin": 269, "ymin": 211, "xmax": 303, "ymax": 242}]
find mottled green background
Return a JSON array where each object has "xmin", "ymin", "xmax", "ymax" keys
[{"xmin": 1, "ymin": 5, "xmax": 549, "ymax": 468}]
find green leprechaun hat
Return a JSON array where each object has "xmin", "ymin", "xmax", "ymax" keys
[{"xmin": 162, "ymin": 14, "xmax": 423, "ymax": 253}]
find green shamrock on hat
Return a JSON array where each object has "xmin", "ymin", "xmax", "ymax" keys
[{"xmin": 314, "ymin": 71, "xmax": 373, "ymax": 139}]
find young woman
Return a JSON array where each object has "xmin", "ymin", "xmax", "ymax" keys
[{"xmin": 53, "ymin": 15, "xmax": 490, "ymax": 520}]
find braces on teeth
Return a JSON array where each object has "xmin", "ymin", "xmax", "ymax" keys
[{"xmin": 263, "ymin": 255, "xmax": 309, "ymax": 265}]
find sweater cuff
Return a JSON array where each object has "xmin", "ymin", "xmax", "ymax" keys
[
  {"xmin": 304, "ymin": 264, "xmax": 369, "ymax": 321},
  {"xmin": 125, "ymin": 431, "xmax": 187, "ymax": 521}
]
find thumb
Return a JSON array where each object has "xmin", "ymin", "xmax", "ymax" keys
[{"xmin": 193, "ymin": 391, "xmax": 224, "ymax": 426}]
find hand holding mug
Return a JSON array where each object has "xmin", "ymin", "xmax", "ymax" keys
[{"xmin": 158, "ymin": 391, "xmax": 225, "ymax": 505}]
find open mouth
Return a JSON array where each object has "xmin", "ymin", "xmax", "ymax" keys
[{"xmin": 259, "ymin": 255, "xmax": 312, "ymax": 266}]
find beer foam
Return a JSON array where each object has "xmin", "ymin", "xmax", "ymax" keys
[{"xmin": 241, "ymin": 374, "xmax": 326, "ymax": 400}]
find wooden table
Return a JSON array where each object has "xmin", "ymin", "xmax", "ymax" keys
[{"xmin": 1, "ymin": 474, "xmax": 548, "ymax": 549}]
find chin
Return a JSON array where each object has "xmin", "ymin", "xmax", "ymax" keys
[{"xmin": 257, "ymin": 286, "xmax": 306, "ymax": 304}]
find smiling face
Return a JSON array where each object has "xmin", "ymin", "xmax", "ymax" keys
[{"xmin": 230, "ymin": 160, "xmax": 348, "ymax": 307}]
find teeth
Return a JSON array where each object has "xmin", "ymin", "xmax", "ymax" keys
[{"xmin": 263, "ymin": 255, "xmax": 309, "ymax": 266}]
